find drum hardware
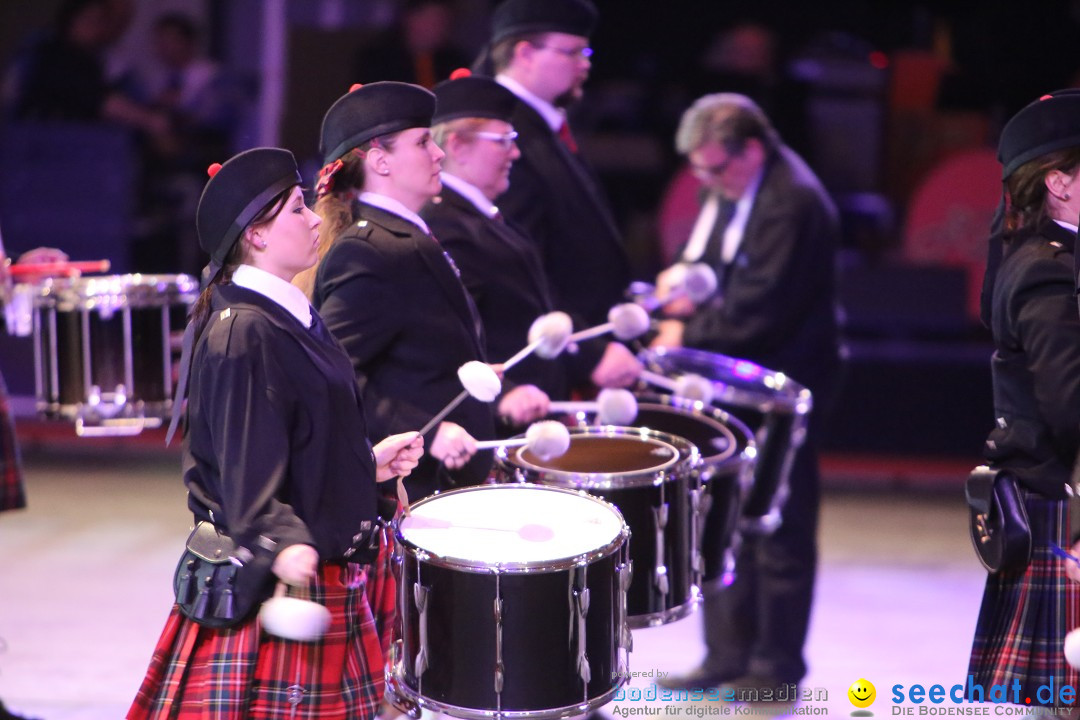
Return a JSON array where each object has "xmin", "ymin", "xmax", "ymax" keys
[
  {"xmin": 555, "ymin": 394, "xmax": 756, "ymax": 592},
  {"xmin": 388, "ymin": 484, "xmax": 629, "ymax": 719},
  {"xmin": 22, "ymin": 273, "xmax": 198, "ymax": 436},
  {"xmin": 638, "ymin": 347, "xmax": 811, "ymax": 536},
  {"xmin": 413, "ymin": 583, "xmax": 430, "ymax": 679},
  {"xmin": 495, "ymin": 426, "xmax": 701, "ymax": 628}
]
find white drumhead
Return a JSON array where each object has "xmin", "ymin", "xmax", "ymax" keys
[{"xmin": 399, "ymin": 485, "xmax": 624, "ymax": 565}]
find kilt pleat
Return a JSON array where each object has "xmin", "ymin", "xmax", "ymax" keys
[
  {"xmin": 128, "ymin": 562, "xmax": 384, "ymax": 720},
  {"xmin": 365, "ymin": 527, "xmax": 397, "ymax": 659},
  {"xmin": 968, "ymin": 493, "xmax": 1080, "ymax": 703}
]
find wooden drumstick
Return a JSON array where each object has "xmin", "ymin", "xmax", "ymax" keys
[
  {"xmin": 392, "ymin": 361, "xmax": 503, "ymax": 517},
  {"xmin": 7, "ymin": 259, "xmax": 111, "ymax": 277}
]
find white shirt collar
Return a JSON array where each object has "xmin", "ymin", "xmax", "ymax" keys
[
  {"xmin": 1054, "ymin": 218, "xmax": 1079, "ymax": 234},
  {"xmin": 496, "ymin": 73, "xmax": 565, "ymax": 132},
  {"xmin": 232, "ymin": 264, "xmax": 313, "ymax": 328},
  {"xmin": 720, "ymin": 164, "xmax": 766, "ymax": 263},
  {"xmin": 440, "ymin": 172, "xmax": 499, "ymax": 218},
  {"xmin": 359, "ymin": 191, "xmax": 431, "ymax": 235}
]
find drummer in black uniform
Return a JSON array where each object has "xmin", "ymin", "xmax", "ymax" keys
[
  {"xmin": 129, "ymin": 147, "xmax": 423, "ymax": 719},
  {"xmin": 422, "ymin": 70, "xmax": 639, "ymax": 403},
  {"xmin": 300, "ymin": 81, "xmax": 550, "ymax": 500}
]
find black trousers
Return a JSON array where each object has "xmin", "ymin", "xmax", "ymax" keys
[{"xmin": 700, "ymin": 420, "xmax": 821, "ymax": 684}]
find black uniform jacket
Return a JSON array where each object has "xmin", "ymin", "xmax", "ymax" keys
[
  {"xmin": 422, "ymin": 185, "xmax": 582, "ymax": 400},
  {"xmin": 496, "ymin": 99, "xmax": 631, "ymax": 331},
  {"xmin": 984, "ymin": 219, "xmax": 1080, "ymax": 498},
  {"xmin": 313, "ymin": 202, "xmax": 496, "ymax": 497},
  {"xmin": 681, "ymin": 145, "xmax": 841, "ymax": 398},
  {"xmin": 183, "ymin": 283, "xmax": 378, "ymax": 562}
]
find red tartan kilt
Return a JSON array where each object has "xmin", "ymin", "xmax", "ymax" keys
[
  {"xmin": 128, "ymin": 561, "xmax": 386, "ymax": 720},
  {"xmin": 968, "ymin": 492, "xmax": 1080, "ymax": 704}
]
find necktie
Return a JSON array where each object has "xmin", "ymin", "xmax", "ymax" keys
[
  {"xmin": 430, "ymin": 234, "xmax": 484, "ymax": 342},
  {"xmin": 308, "ymin": 308, "xmax": 332, "ymax": 344},
  {"xmin": 558, "ymin": 120, "xmax": 578, "ymax": 154}
]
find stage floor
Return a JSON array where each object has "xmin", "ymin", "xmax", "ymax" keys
[{"xmin": 0, "ymin": 438, "xmax": 987, "ymax": 719}]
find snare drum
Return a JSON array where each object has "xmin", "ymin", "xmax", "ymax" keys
[
  {"xmin": 496, "ymin": 426, "xmax": 700, "ymax": 628},
  {"xmin": 639, "ymin": 347, "xmax": 812, "ymax": 535},
  {"xmin": 562, "ymin": 395, "xmax": 756, "ymax": 589},
  {"xmin": 29, "ymin": 274, "xmax": 198, "ymax": 434},
  {"xmin": 388, "ymin": 484, "xmax": 630, "ymax": 719}
]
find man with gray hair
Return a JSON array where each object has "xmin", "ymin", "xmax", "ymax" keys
[{"xmin": 653, "ymin": 92, "xmax": 841, "ymax": 693}]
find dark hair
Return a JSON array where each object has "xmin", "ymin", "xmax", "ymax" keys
[
  {"xmin": 1004, "ymin": 146, "xmax": 1080, "ymax": 234},
  {"xmin": 188, "ymin": 188, "xmax": 292, "ymax": 342}
]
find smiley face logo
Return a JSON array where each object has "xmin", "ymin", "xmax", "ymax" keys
[{"xmin": 848, "ymin": 678, "xmax": 876, "ymax": 709}]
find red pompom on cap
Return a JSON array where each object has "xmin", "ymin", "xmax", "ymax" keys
[
  {"xmin": 1040, "ymin": 94, "xmax": 1054, "ymax": 101},
  {"xmin": 350, "ymin": 83, "xmax": 364, "ymax": 92},
  {"xmin": 206, "ymin": 162, "xmax": 222, "ymax": 178},
  {"xmin": 450, "ymin": 68, "xmax": 471, "ymax": 80}
]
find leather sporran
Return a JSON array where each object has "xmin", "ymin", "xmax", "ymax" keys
[
  {"xmin": 173, "ymin": 521, "xmax": 276, "ymax": 628},
  {"xmin": 965, "ymin": 465, "xmax": 1033, "ymax": 574}
]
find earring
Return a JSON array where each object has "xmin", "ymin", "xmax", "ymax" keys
[
  {"xmin": 260, "ymin": 241, "xmax": 268, "ymax": 250},
  {"xmin": 1066, "ymin": 192, "xmax": 1072, "ymax": 201}
]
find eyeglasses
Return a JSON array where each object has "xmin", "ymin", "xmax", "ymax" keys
[
  {"xmin": 690, "ymin": 154, "xmax": 737, "ymax": 180},
  {"xmin": 464, "ymin": 130, "xmax": 519, "ymax": 150},
  {"xmin": 532, "ymin": 44, "xmax": 593, "ymax": 60}
]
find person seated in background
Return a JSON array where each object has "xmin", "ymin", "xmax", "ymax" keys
[
  {"xmin": 422, "ymin": 69, "xmax": 641, "ymax": 405},
  {"xmin": 5, "ymin": 0, "xmax": 169, "ymax": 141},
  {"xmin": 352, "ymin": 0, "xmax": 469, "ymax": 89}
]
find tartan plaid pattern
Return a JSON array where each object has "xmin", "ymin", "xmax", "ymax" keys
[
  {"xmin": 128, "ymin": 562, "xmax": 385, "ymax": 720},
  {"xmin": 968, "ymin": 493, "xmax": 1080, "ymax": 704},
  {"xmin": 365, "ymin": 526, "xmax": 398, "ymax": 660},
  {"xmin": 0, "ymin": 372, "xmax": 26, "ymax": 512}
]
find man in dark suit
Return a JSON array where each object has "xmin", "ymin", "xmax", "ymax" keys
[
  {"xmin": 652, "ymin": 93, "xmax": 842, "ymax": 693},
  {"xmin": 475, "ymin": 0, "xmax": 633, "ymax": 347},
  {"xmin": 422, "ymin": 71, "xmax": 641, "ymax": 400}
]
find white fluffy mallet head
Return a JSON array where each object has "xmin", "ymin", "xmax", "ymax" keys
[
  {"xmin": 674, "ymin": 373, "xmax": 714, "ymax": 404},
  {"xmin": 609, "ymin": 303, "xmax": 651, "ymax": 341},
  {"xmin": 684, "ymin": 263, "xmax": 719, "ymax": 303},
  {"xmin": 596, "ymin": 388, "xmax": 638, "ymax": 425},
  {"xmin": 528, "ymin": 311, "xmax": 573, "ymax": 358},
  {"xmin": 458, "ymin": 361, "xmax": 502, "ymax": 402},
  {"xmin": 1065, "ymin": 628, "xmax": 1080, "ymax": 670},
  {"xmin": 259, "ymin": 596, "xmax": 332, "ymax": 642},
  {"xmin": 525, "ymin": 420, "xmax": 571, "ymax": 461}
]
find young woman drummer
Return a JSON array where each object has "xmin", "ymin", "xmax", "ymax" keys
[
  {"xmin": 128, "ymin": 147, "xmax": 423, "ymax": 720},
  {"xmin": 295, "ymin": 81, "xmax": 550, "ymax": 502}
]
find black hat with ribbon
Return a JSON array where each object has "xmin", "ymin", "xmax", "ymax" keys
[
  {"xmin": 432, "ymin": 68, "xmax": 518, "ymax": 125},
  {"xmin": 168, "ymin": 147, "xmax": 301, "ymax": 447},
  {"xmin": 490, "ymin": 0, "xmax": 597, "ymax": 45},
  {"xmin": 980, "ymin": 89, "xmax": 1080, "ymax": 327},
  {"xmin": 320, "ymin": 81, "xmax": 437, "ymax": 166},
  {"xmin": 998, "ymin": 90, "xmax": 1080, "ymax": 180},
  {"xmin": 196, "ymin": 147, "xmax": 302, "ymax": 270}
]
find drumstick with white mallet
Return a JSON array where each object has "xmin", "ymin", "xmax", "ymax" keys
[
  {"xmin": 639, "ymin": 369, "xmax": 715, "ymax": 404},
  {"xmin": 636, "ymin": 262, "xmax": 719, "ymax": 312},
  {"xmin": 563, "ymin": 302, "xmax": 652, "ymax": 345},
  {"xmin": 499, "ymin": 310, "xmax": 574, "ymax": 368},
  {"xmin": 391, "ymin": 360, "xmax": 503, "ymax": 515},
  {"xmin": 548, "ymin": 388, "xmax": 639, "ymax": 425},
  {"xmin": 473, "ymin": 419, "xmax": 571, "ymax": 461}
]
